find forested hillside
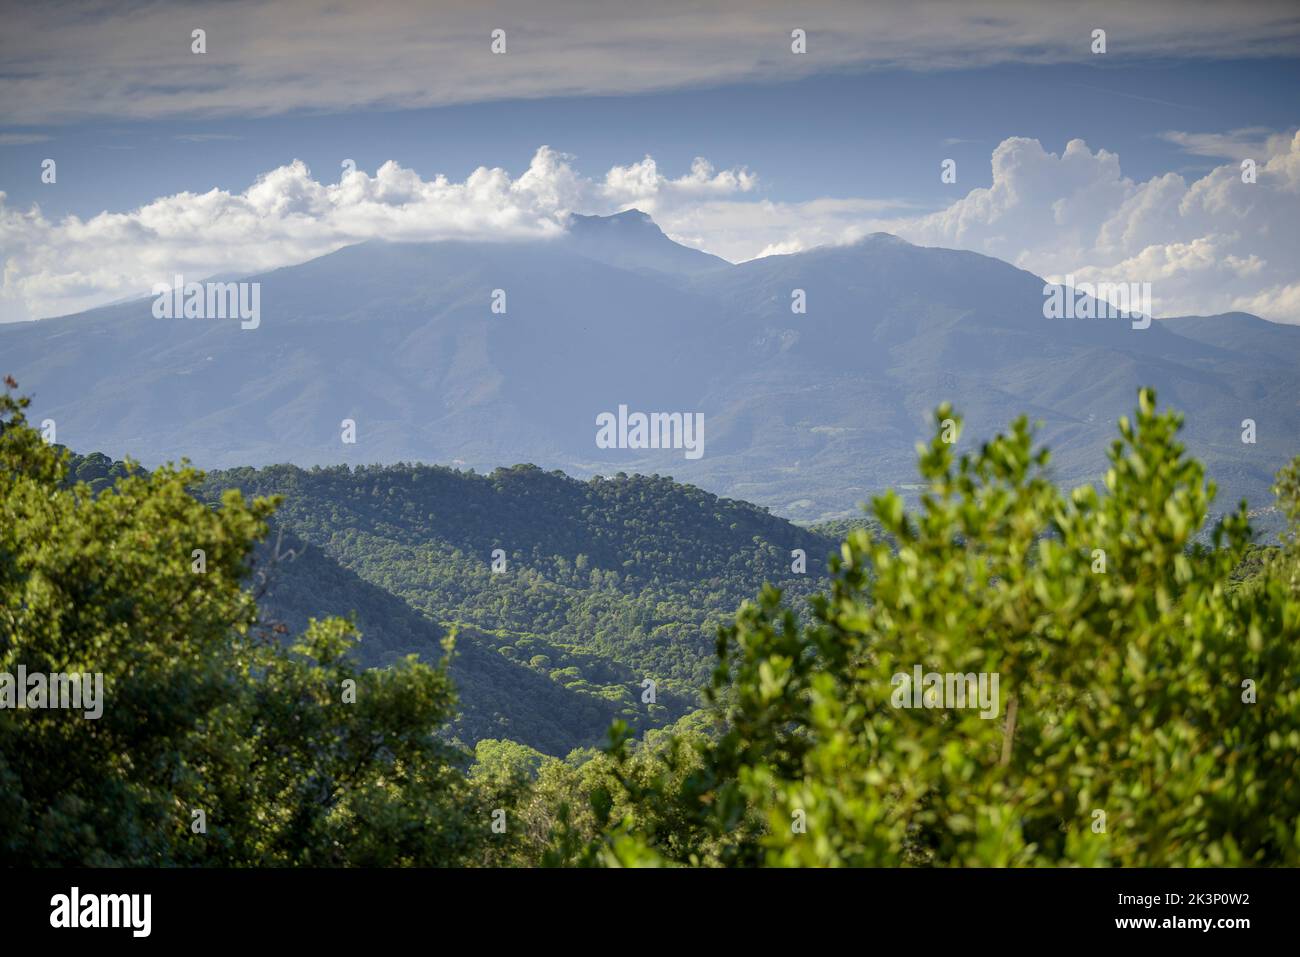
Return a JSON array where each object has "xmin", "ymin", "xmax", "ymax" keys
[
  {"xmin": 197, "ymin": 460, "xmax": 837, "ymax": 748},
  {"xmin": 54, "ymin": 450, "xmax": 836, "ymax": 754},
  {"xmin": 198, "ymin": 463, "xmax": 836, "ymax": 700},
  {"xmin": 246, "ymin": 527, "xmax": 689, "ymax": 755}
]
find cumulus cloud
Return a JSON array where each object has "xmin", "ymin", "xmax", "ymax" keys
[
  {"xmin": 0, "ymin": 147, "xmax": 757, "ymax": 321},
  {"xmin": 2, "ymin": 1, "xmax": 1298, "ymax": 123},
  {"xmin": 891, "ymin": 130, "xmax": 1300, "ymax": 321},
  {"xmin": 604, "ymin": 157, "xmax": 758, "ymax": 204},
  {"xmin": 5, "ymin": 133, "xmax": 1300, "ymax": 324}
]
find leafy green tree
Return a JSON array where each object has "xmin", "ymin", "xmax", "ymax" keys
[
  {"xmin": 0, "ymin": 381, "xmax": 488, "ymax": 866},
  {"xmin": 580, "ymin": 390, "xmax": 1300, "ymax": 866}
]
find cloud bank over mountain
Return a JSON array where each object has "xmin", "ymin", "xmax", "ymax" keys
[
  {"xmin": 3, "ymin": 132, "xmax": 1299, "ymax": 323},
  {"xmin": 892, "ymin": 130, "xmax": 1300, "ymax": 322},
  {"xmin": 0, "ymin": 148, "xmax": 756, "ymax": 321}
]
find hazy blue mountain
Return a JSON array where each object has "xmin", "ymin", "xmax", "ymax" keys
[
  {"xmin": 4, "ymin": 212, "xmax": 1296, "ymax": 521},
  {"xmin": 681, "ymin": 236, "xmax": 1297, "ymax": 518},
  {"xmin": 563, "ymin": 209, "xmax": 731, "ymax": 277}
]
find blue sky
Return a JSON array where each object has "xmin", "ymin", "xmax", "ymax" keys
[{"xmin": 4, "ymin": 58, "xmax": 1298, "ymax": 220}]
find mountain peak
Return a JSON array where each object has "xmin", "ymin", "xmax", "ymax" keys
[
  {"xmin": 567, "ymin": 208, "xmax": 659, "ymax": 232},
  {"xmin": 852, "ymin": 231, "xmax": 911, "ymax": 247},
  {"xmin": 562, "ymin": 209, "xmax": 731, "ymax": 275}
]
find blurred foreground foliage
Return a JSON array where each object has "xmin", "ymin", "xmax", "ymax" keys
[{"xmin": 532, "ymin": 389, "xmax": 1300, "ymax": 867}]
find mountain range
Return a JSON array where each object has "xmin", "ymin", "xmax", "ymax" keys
[{"xmin": 4, "ymin": 209, "xmax": 1297, "ymax": 522}]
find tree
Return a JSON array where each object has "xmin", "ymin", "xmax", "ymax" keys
[
  {"xmin": 0, "ymin": 380, "xmax": 487, "ymax": 866},
  {"xmin": 581, "ymin": 390, "xmax": 1300, "ymax": 866}
]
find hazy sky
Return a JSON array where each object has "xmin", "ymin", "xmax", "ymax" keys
[{"xmin": 2, "ymin": 0, "xmax": 1298, "ymax": 322}]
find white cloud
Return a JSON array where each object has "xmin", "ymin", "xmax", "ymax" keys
[
  {"xmin": 2, "ymin": 0, "xmax": 1298, "ymax": 123},
  {"xmin": 0, "ymin": 147, "xmax": 757, "ymax": 321},
  {"xmin": 5, "ymin": 133, "xmax": 1300, "ymax": 324},
  {"xmin": 890, "ymin": 131, "xmax": 1300, "ymax": 322},
  {"xmin": 1232, "ymin": 282, "xmax": 1300, "ymax": 319},
  {"xmin": 605, "ymin": 156, "xmax": 758, "ymax": 202},
  {"xmin": 655, "ymin": 197, "xmax": 921, "ymax": 261},
  {"xmin": 1159, "ymin": 127, "xmax": 1275, "ymax": 161}
]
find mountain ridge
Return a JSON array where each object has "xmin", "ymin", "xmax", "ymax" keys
[{"xmin": 4, "ymin": 211, "xmax": 1297, "ymax": 521}]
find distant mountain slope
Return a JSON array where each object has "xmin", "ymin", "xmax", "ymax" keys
[
  {"xmin": 1158, "ymin": 312, "xmax": 1300, "ymax": 366},
  {"xmin": 563, "ymin": 209, "xmax": 731, "ymax": 277},
  {"xmin": 1, "ymin": 230, "xmax": 724, "ymax": 475},
  {"xmin": 679, "ymin": 237, "xmax": 1294, "ymax": 515},
  {"xmin": 5, "ymin": 211, "xmax": 1297, "ymax": 520}
]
